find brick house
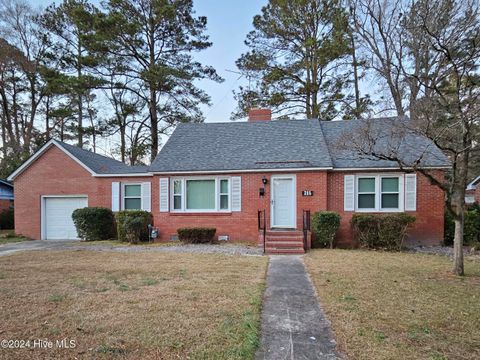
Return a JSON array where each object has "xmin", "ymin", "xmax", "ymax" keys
[
  {"xmin": 466, "ymin": 175, "xmax": 480, "ymax": 205},
  {"xmin": 0, "ymin": 179, "xmax": 14, "ymax": 212},
  {"xmin": 8, "ymin": 111, "xmax": 449, "ymax": 252}
]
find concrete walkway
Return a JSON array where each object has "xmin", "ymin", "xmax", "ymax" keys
[
  {"xmin": 256, "ymin": 255, "xmax": 341, "ymax": 360},
  {"xmin": 0, "ymin": 239, "xmax": 79, "ymax": 257}
]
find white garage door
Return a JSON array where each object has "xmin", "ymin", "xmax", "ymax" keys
[{"xmin": 44, "ymin": 197, "xmax": 88, "ymax": 240}]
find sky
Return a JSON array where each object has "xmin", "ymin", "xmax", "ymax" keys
[{"xmin": 32, "ymin": 0, "xmax": 269, "ymax": 123}]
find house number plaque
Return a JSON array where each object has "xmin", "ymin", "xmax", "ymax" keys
[{"xmin": 302, "ymin": 190, "xmax": 314, "ymax": 196}]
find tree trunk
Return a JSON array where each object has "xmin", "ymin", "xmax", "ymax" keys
[
  {"xmin": 149, "ymin": 88, "xmax": 158, "ymax": 163},
  {"xmin": 452, "ymin": 214, "xmax": 465, "ymax": 276},
  {"xmin": 148, "ymin": 6, "xmax": 158, "ymax": 163},
  {"xmin": 77, "ymin": 37, "xmax": 83, "ymax": 148},
  {"xmin": 1, "ymin": 115, "xmax": 7, "ymax": 159},
  {"xmin": 120, "ymin": 124, "xmax": 126, "ymax": 163},
  {"xmin": 45, "ymin": 96, "xmax": 51, "ymax": 141},
  {"xmin": 350, "ymin": 31, "xmax": 361, "ymax": 118}
]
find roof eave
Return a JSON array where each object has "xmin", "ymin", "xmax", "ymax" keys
[
  {"xmin": 331, "ymin": 165, "xmax": 451, "ymax": 171},
  {"xmin": 7, "ymin": 139, "xmax": 97, "ymax": 181},
  {"xmin": 467, "ymin": 174, "xmax": 480, "ymax": 190}
]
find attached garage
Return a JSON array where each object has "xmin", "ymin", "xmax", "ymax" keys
[{"xmin": 42, "ymin": 196, "xmax": 88, "ymax": 240}]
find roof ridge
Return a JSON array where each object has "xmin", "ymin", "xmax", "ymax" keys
[
  {"xmin": 316, "ymin": 120, "xmax": 334, "ymax": 167},
  {"xmin": 55, "ymin": 140, "xmax": 128, "ymax": 167}
]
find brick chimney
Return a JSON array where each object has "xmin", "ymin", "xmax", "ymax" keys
[{"xmin": 248, "ymin": 108, "xmax": 272, "ymax": 122}]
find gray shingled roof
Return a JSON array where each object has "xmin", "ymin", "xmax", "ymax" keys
[
  {"xmin": 150, "ymin": 117, "xmax": 449, "ymax": 172},
  {"xmin": 57, "ymin": 141, "xmax": 148, "ymax": 174},
  {"xmin": 49, "ymin": 118, "xmax": 450, "ymax": 174},
  {"xmin": 150, "ymin": 120, "xmax": 333, "ymax": 172},
  {"xmin": 320, "ymin": 117, "xmax": 450, "ymax": 168}
]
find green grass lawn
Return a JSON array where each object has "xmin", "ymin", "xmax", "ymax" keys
[
  {"xmin": 0, "ymin": 250, "xmax": 268, "ymax": 359},
  {"xmin": 305, "ymin": 250, "xmax": 480, "ymax": 360}
]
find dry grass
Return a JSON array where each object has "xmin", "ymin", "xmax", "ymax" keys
[
  {"xmin": 0, "ymin": 250, "xmax": 267, "ymax": 359},
  {"xmin": 305, "ymin": 250, "xmax": 480, "ymax": 360},
  {"xmin": 0, "ymin": 231, "xmax": 29, "ymax": 245},
  {"xmin": 69, "ymin": 240, "xmax": 178, "ymax": 247}
]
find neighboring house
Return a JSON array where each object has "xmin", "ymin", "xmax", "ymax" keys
[
  {"xmin": 7, "ymin": 110, "xmax": 449, "ymax": 252},
  {"xmin": 0, "ymin": 179, "xmax": 14, "ymax": 212},
  {"xmin": 466, "ymin": 175, "xmax": 480, "ymax": 204}
]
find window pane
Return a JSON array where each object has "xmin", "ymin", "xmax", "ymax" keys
[
  {"xmin": 173, "ymin": 195, "xmax": 182, "ymax": 210},
  {"xmin": 382, "ymin": 178, "xmax": 399, "ymax": 192},
  {"xmin": 220, "ymin": 194, "xmax": 228, "ymax": 210},
  {"xmin": 382, "ymin": 194, "xmax": 399, "ymax": 208},
  {"xmin": 124, "ymin": 184, "xmax": 141, "ymax": 197},
  {"xmin": 358, "ymin": 178, "xmax": 375, "ymax": 192},
  {"xmin": 220, "ymin": 179, "xmax": 228, "ymax": 194},
  {"xmin": 173, "ymin": 180, "xmax": 182, "ymax": 194},
  {"xmin": 186, "ymin": 180, "xmax": 215, "ymax": 210},
  {"xmin": 358, "ymin": 194, "xmax": 375, "ymax": 208},
  {"xmin": 125, "ymin": 198, "xmax": 141, "ymax": 210}
]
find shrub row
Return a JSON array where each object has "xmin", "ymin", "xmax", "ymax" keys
[
  {"xmin": 72, "ymin": 207, "xmax": 153, "ymax": 243},
  {"xmin": 351, "ymin": 213, "xmax": 416, "ymax": 251},
  {"xmin": 177, "ymin": 227, "xmax": 216, "ymax": 243},
  {"xmin": 444, "ymin": 204, "xmax": 480, "ymax": 246},
  {"xmin": 311, "ymin": 211, "xmax": 341, "ymax": 248},
  {"xmin": 71, "ymin": 208, "xmax": 222, "ymax": 245}
]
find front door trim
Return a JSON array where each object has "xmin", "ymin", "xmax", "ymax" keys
[{"xmin": 270, "ymin": 174, "xmax": 296, "ymax": 229}]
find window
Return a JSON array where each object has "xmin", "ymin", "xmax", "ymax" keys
[
  {"xmin": 381, "ymin": 177, "xmax": 399, "ymax": 209},
  {"xmin": 220, "ymin": 179, "xmax": 229, "ymax": 210},
  {"xmin": 173, "ymin": 180, "xmax": 182, "ymax": 210},
  {"xmin": 355, "ymin": 175, "xmax": 402, "ymax": 212},
  {"xmin": 358, "ymin": 177, "xmax": 376, "ymax": 209},
  {"xmin": 123, "ymin": 184, "xmax": 141, "ymax": 210},
  {"xmin": 171, "ymin": 177, "xmax": 230, "ymax": 212},
  {"xmin": 186, "ymin": 179, "xmax": 215, "ymax": 210}
]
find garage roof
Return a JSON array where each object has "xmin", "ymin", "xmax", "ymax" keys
[{"xmin": 7, "ymin": 139, "xmax": 150, "ymax": 181}]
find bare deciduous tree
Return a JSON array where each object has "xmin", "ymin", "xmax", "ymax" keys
[{"xmin": 342, "ymin": 0, "xmax": 480, "ymax": 275}]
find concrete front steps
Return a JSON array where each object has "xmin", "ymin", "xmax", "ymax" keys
[{"xmin": 263, "ymin": 230, "xmax": 306, "ymax": 254}]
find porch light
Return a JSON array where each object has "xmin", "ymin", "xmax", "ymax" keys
[{"xmin": 262, "ymin": 176, "xmax": 268, "ymax": 185}]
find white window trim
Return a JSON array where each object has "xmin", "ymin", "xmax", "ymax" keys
[
  {"xmin": 170, "ymin": 176, "xmax": 232, "ymax": 213},
  {"xmin": 218, "ymin": 178, "xmax": 231, "ymax": 211},
  {"xmin": 121, "ymin": 183, "xmax": 143, "ymax": 210},
  {"xmin": 355, "ymin": 174, "xmax": 404, "ymax": 213}
]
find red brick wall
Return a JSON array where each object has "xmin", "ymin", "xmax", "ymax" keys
[
  {"xmin": 13, "ymin": 146, "xmax": 151, "ymax": 239},
  {"xmin": 476, "ymin": 187, "xmax": 480, "ymax": 204},
  {"xmin": 153, "ymin": 172, "xmax": 328, "ymax": 242},
  {"xmin": 13, "ymin": 145, "xmax": 445, "ymax": 246},
  {"xmin": 327, "ymin": 170, "xmax": 445, "ymax": 247},
  {"xmin": 0, "ymin": 199, "xmax": 12, "ymax": 212}
]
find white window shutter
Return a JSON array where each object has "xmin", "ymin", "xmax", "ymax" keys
[
  {"xmin": 405, "ymin": 174, "xmax": 417, "ymax": 211},
  {"xmin": 111, "ymin": 182, "xmax": 120, "ymax": 211},
  {"xmin": 141, "ymin": 182, "xmax": 151, "ymax": 212},
  {"xmin": 344, "ymin": 175, "xmax": 355, "ymax": 211},
  {"xmin": 159, "ymin": 178, "xmax": 169, "ymax": 212},
  {"xmin": 231, "ymin": 176, "xmax": 242, "ymax": 211}
]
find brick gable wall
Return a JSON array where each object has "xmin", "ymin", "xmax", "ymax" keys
[{"xmin": 13, "ymin": 146, "xmax": 150, "ymax": 239}]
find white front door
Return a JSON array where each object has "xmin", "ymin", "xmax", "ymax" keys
[{"xmin": 271, "ymin": 175, "xmax": 296, "ymax": 228}]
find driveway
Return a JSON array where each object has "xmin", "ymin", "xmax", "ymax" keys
[{"xmin": 0, "ymin": 239, "xmax": 80, "ymax": 257}]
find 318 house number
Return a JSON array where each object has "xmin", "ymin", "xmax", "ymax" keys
[{"xmin": 302, "ymin": 190, "xmax": 314, "ymax": 196}]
